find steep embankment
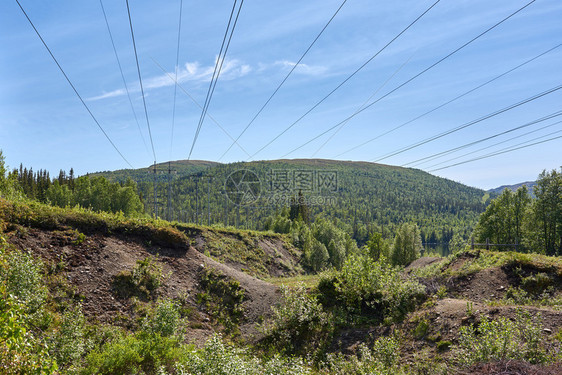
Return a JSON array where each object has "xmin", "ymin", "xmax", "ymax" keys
[{"xmin": 0, "ymin": 198, "xmax": 298, "ymax": 343}]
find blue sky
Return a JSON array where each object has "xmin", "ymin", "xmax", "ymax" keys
[{"xmin": 1, "ymin": 0, "xmax": 561, "ymax": 189}]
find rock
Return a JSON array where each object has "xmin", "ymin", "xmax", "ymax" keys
[{"xmin": 544, "ymin": 328, "xmax": 552, "ymax": 334}]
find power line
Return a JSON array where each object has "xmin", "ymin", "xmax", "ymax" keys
[
  {"xmin": 126, "ymin": 0, "xmax": 157, "ymax": 163},
  {"xmin": 188, "ymin": 0, "xmax": 244, "ymax": 160},
  {"xmin": 429, "ymin": 130, "xmax": 562, "ymax": 172},
  {"xmin": 404, "ymin": 110, "xmax": 562, "ymax": 167},
  {"xmin": 425, "ymin": 119, "xmax": 562, "ymax": 170},
  {"xmin": 170, "ymin": 0, "xmax": 184, "ymax": 159},
  {"xmin": 247, "ymin": 0, "xmax": 442, "ymax": 161},
  {"xmin": 336, "ymin": 41, "xmax": 561, "ymax": 158},
  {"xmin": 311, "ymin": 52, "xmax": 415, "ymax": 158},
  {"xmin": 285, "ymin": 0, "xmax": 539, "ymax": 160},
  {"xmin": 370, "ymin": 83, "xmax": 562, "ymax": 162},
  {"xmin": 151, "ymin": 57, "xmax": 251, "ymax": 157},
  {"xmin": 217, "ymin": 0, "xmax": 349, "ymax": 161},
  {"xmin": 99, "ymin": 0, "xmax": 150, "ymax": 157},
  {"xmin": 14, "ymin": 0, "xmax": 133, "ymax": 169}
]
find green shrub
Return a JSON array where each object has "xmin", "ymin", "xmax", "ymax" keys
[
  {"xmin": 320, "ymin": 337, "xmax": 403, "ymax": 375},
  {"xmin": 260, "ymin": 284, "xmax": 333, "ymax": 357},
  {"xmin": 142, "ymin": 300, "xmax": 182, "ymax": 338},
  {"xmin": 196, "ymin": 268, "xmax": 245, "ymax": 334},
  {"xmin": 0, "ymin": 248, "xmax": 47, "ymax": 313},
  {"xmin": 82, "ymin": 330, "xmax": 183, "ymax": 375},
  {"xmin": 50, "ymin": 305, "xmax": 87, "ymax": 368},
  {"xmin": 413, "ymin": 318, "xmax": 429, "ymax": 339},
  {"xmin": 0, "ymin": 294, "xmax": 58, "ymax": 374},
  {"xmin": 113, "ymin": 256, "xmax": 164, "ymax": 300},
  {"xmin": 454, "ymin": 311, "xmax": 555, "ymax": 366},
  {"xmin": 176, "ymin": 334, "xmax": 311, "ymax": 375},
  {"xmin": 520, "ymin": 272, "xmax": 553, "ymax": 296},
  {"xmin": 436, "ymin": 340, "xmax": 451, "ymax": 352},
  {"xmin": 320, "ymin": 250, "xmax": 426, "ymax": 322}
]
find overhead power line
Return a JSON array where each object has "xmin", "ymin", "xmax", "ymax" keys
[
  {"xmin": 370, "ymin": 83, "xmax": 562, "ymax": 162},
  {"xmin": 309, "ymin": 52, "xmax": 415, "ymax": 158},
  {"xmin": 403, "ymin": 110, "xmax": 562, "ymax": 167},
  {"xmin": 151, "ymin": 57, "xmax": 251, "ymax": 157},
  {"xmin": 217, "ymin": 0, "xmax": 349, "ymax": 161},
  {"xmin": 99, "ymin": 0, "xmax": 149, "ymax": 157},
  {"xmin": 170, "ymin": 0, "xmax": 184, "ymax": 159},
  {"xmin": 429, "ymin": 129, "xmax": 562, "ymax": 172},
  {"xmin": 188, "ymin": 0, "xmax": 244, "ymax": 160},
  {"xmin": 15, "ymin": 0, "xmax": 133, "ymax": 168},
  {"xmin": 426, "ymin": 119, "xmax": 562, "ymax": 170},
  {"xmin": 283, "ymin": 0, "xmax": 539, "ymax": 160},
  {"xmin": 126, "ymin": 0, "xmax": 157, "ymax": 163},
  {"xmin": 336, "ymin": 41, "xmax": 560, "ymax": 158},
  {"xmin": 248, "ymin": 0, "xmax": 442, "ymax": 161}
]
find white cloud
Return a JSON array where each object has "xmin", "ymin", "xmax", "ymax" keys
[
  {"xmin": 274, "ymin": 60, "xmax": 328, "ymax": 76},
  {"xmin": 87, "ymin": 88, "xmax": 127, "ymax": 101},
  {"xmin": 87, "ymin": 58, "xmax": 252, "ymax": 101}
]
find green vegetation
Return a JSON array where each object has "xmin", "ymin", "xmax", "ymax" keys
[
  {"xmin": 113, "ymin": 256, "xmax": 166, "ymax": 301},
  {"xmin": 11, "ymin": 162, "xmax": 144, "ymax": 216},
  {"xmin": 318, "ymin": 250, "xmax": 426, "ymax": 323},
  {"xmin": 196, "ymin": 268, "xmax": 246, "ymax": 334},
  {"xmin": 391, "ymin": 222, "xmax": 422, "ymax": 266},
  {"xmin": 474, "ymin": 167, "xmax": 562, "ymax": 255},
  {"xmin": 455, "ymin": 311, "xmax": 556, "ymax": 366},
  {"xmin": 3, "ymin": 151, "xmax": 562, "ymax": 373},
  {"xmin": 95, "ymin": 159, "xmax": 486, "ymax": 252}
]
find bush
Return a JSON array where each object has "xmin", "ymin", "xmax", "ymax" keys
[
  {"xmin": 82, "ymin": 329, "xmax": 183, "ymax": 375},
  {"xmin": 142, "ymin": 300, "xmax": 182, "ymax": 338},
  {"xmin": 50, "ymin": 305, "xmax": 87, "ymax": 368},
  {"xmin": 520, "ymin": 272, "xmax": 553, "ymax": 296},
  {"xmin": 0, "ymin": 248, "xmax": 47, "ymax": 312},
  {"xmin": 320, "ymin": 250, "xmax": 426, "ymax": 322},
  {"xmin": 454, "ymin": 311, "xmax": 556, "ymax": 366},
  {"xmin": 113, "ymin": 256, "xmax": 164, "ymax": 300},
  {"xmin": 196, "ymin": 268, "xmax": 245, "ymax": 334},
  {"xmin": 320, "ymin": 337, "xmax": 403, "ymax": 375},
  {"xmin": 0, "ymin": 289, "xmax": 58, "ymax": 375},
  {"xmin": 260, "ymin": 284, "xmax": 333, "ymax": 357},
  {"xmin": 176, "ymin": 334, "xmax": 311, "ymax": 375}
]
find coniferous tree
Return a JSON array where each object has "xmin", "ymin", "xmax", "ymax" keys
[{"xmin": 391, "ymin": 223, "xmax": 422, "ymax": 266}]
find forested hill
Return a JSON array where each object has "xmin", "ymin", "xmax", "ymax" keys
[
  {"xmin": 89, "ymin": 160, "xmax": 220, "ymax": 183},
  {"xmin": 96, "ymin": 159, "xmax": 489, "ymax": 246},
  {"xmin": 488, "ymin": 180, "xmax": 536, "ymax": 196}
]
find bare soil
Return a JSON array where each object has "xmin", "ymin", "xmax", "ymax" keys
[{"xmin": 7, "ymin": 227, "xmax": 282, "ymax": 345}]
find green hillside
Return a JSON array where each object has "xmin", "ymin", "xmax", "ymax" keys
[
  {"xmin": 89, "ymin": 160, "xmax": 220, "ymax": 184},
  {"xmin": 96, "ymin": 159, "xmax": 489, "ymax": 250}
]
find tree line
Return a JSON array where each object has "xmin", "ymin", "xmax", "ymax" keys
[
  {"xmin": 473, "ymin": 168, "xmax": 562, "ymax": 255},
  {"xmin": 0, "ymin": 151, "xmax": 144, "ymax": 217}
]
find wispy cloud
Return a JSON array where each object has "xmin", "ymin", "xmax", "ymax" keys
[
  {"xmin": 87, "ymin": 57, "xmax": 252, "ymax": 101},
  {"xmin": 274, "ymin": 60, "xmax": 328, "ymax": 75}
]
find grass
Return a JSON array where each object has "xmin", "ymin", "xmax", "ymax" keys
[
  {"xmin": 412, "ymin": 248, "xmax": 562, "ymax": 280},
  {"xmin": 175, "ymin": 222, "xmax": 302, "ymax": 279},
  {"xmin": 266, "ymin": 274, "xmax": 321, "ymax": 289}
]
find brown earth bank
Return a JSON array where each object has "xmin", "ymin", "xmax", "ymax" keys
[
  {"xmin": 5, "ymin": 225, "xmax": 283, "ymax": 345},
  {"xmin": 331, "ymin": 255, "xmax": 562, "ymax": 367}
]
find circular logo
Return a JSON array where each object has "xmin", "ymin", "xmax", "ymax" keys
[{"xmin": 224, "ymin": 169, "xmax": 261, "ymax": 206}]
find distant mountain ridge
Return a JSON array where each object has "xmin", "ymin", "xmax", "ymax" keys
[{"xmin": 488, "ymin": 181, "xmax": 536, "ymax": 196}]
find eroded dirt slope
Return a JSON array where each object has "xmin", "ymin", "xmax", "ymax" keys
[{"xmin": 7, "ymin": 226, "xmax": 281, "ymax": 344}]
